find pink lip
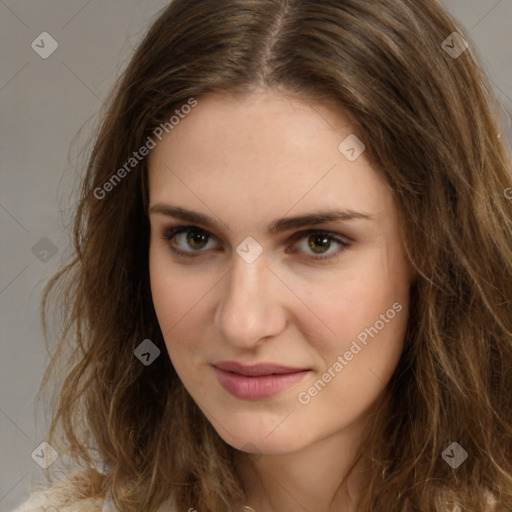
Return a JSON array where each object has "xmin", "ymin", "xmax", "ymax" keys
[{"xmin": 212, "ymin": 361, "xmax": 310, "ymax": 400}]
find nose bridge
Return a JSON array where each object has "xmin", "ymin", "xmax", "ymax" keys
[{"xmin": 215, "ymin": 252, "xmax": 284, "ymax": 346}]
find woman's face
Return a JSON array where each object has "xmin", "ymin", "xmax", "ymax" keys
[{"xmin": 148, "ymin": 88, "xmax": 414, "ymax": 455}]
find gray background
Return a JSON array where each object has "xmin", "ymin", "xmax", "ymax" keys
[{"xmin": 1, "ymin": 1, "xmax": 511, "ymax": 510}]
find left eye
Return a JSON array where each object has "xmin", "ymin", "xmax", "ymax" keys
[
  {"xmin": 289, "ymin": 230, "xmax": 350, "ymax": 260},
  {"xmin": 161, "ymin": 226, "xmax": 351, "ymax": 262}
]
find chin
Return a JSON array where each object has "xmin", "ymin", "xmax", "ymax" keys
[{"xmin": 218, "ymin": 422, "xmax": 312, "ymax": 456}]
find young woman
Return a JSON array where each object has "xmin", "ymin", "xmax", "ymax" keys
[{"xmin": 13, "ymin": 0, "xmax": 512, "ymax": 511}]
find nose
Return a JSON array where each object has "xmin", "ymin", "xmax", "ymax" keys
[{"xmin": 214, "ymin": 252, "xmax": 287, "ymax": 349}]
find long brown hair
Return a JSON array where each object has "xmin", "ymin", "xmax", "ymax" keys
[{"xmin": 36, "ymin": 0, "xmax": 512, "ymax": 510}]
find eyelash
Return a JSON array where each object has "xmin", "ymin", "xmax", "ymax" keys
[{"xmin": 161, "ymin": 226, "xmax": 351, "ymax": 262}]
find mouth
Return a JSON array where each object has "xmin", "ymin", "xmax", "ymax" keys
[
  {"xmin": 212, "ymin": 361, "xmax": 311, "ymax": 400},
  {"xmin": 213, "ymin": 361, "xmax": 308, "ymax": 376}
]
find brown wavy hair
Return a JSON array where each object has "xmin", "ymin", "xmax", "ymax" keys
[{"xmin": 34, "ymin": 0, "xmax": 512, "ymax": 511}]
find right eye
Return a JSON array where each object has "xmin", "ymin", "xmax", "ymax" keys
[{"xmin": 162, "ymin": 226, "xmax": 219, "ymax": 259}]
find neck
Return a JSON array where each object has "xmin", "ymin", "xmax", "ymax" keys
[{"xmin": 233, "ymin": 415, "xmax": 373, "ymax": 512}]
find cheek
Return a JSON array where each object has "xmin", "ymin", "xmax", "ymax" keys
[
  {"xmin": 320, "ymin": 267, "xmax": 406, "ymax": 329},
  {"xmin": 149, "ymin": 256, "xmax": 190, "ymax": 364},
  {"xmin": 149, "ymin": 246, "xmax": 197, "ymax": 331},
  {"xmin": 149, "ymin": 249, "xmax": 174, "ymax": 331},
  {"xmin": 305, "ymin": 249, "xmax": 410, "ymax": 366},
  {"xmin": 149, "ymin": 248, "xmax": 209, "ymax": 366}
]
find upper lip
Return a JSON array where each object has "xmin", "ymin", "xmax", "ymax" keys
[{"xmin": 212, "ymin": 361, "xmax": 308, "ymax": 376}]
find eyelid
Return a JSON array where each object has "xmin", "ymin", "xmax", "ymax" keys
[
  {"xmin": 162, "ymin": 224, "xmax": 352, "ymax": 242},
  {"xmin": 161, "ymin": 224, "xmax": 351, "ymax": 261}
]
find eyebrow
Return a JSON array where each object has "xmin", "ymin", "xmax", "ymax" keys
[{"xmin": 148, "ymin": 203, "xmax": 375, "ymax": 234}]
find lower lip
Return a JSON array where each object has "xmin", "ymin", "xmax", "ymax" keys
[{"xmin": 213, "ymin": 367, "xmax": 310, "ymax": 400}]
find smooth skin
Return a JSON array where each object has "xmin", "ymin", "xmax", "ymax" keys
[{"xmin": 148, "ymin": 88, "xmax": 415, "ymax": 512}]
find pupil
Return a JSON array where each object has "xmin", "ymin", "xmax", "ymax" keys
[
  {"xmin": 310, "ymin": 235, "xmax": 329, "ymax": 254},
  {"xmin": 188, "ymin": 231, "xmax": 207, "ymax": 249}
]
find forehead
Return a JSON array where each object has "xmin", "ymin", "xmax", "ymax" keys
[
  {"xmin": 150, "ymin": 89, "xmax": 357, "ymax": 161},
  {"xmin": 147, "ymin": 89, "xmax": 394, "ymax": 228}
]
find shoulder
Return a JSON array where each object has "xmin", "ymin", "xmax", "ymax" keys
[
  {"xmin": 10, "ymin": 488, "xmax": 111, "ymax": 512},
  {"xmin": 10, "ymin": 490, "xmax": 49, "ymax": 512},
  {"xmin": 10, "ymin": 487, "xmax": 176, "ymax": 512}
]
